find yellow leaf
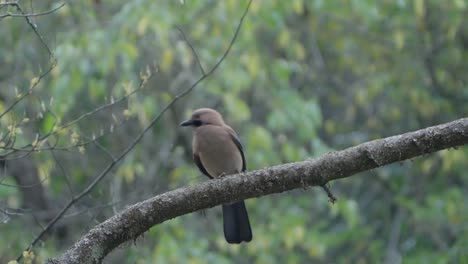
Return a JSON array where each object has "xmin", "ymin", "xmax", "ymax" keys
[
  {"xmin": 22, "ymin": 250, "xmax": 35, "ymax": 264},
  {"xmin": 277, "ymin": 30, "xmax": 290, "ymax": 48},
  {"xmin": 123, "ymin": 109, "xmax": 131, "ymax": 118},
  {"xmin": 58, "ymin": 4, "xmax": 70, "ymax": 17},
  {"xmin": 414, "ymin": 0, "xmax": 425, "ymax": 20},
  {"xmin": 78, "ymin": 146, "xmax": 85, "ymax": 154},
  {"xmin": 241, "ymin": 53, "xmax": 259, "ymax": 78},
  {"xmin": 390, "ymin": 107, "xmax": 401, "ymax": 120},
  {"xmin": 161, "ymin": 92, "xmax": 172, "ymax": 103},
  {"xmin": 224, "ymin": 94, "xmax": 251, "ymax": 122},
  {"xmin": 160, "ymin": 49, "xmax": 174, "ymax": 73},
  {"xmin": 308, "ymin": 243, "xmax": 326, "ymax": 258},
  {"xmin": 52, "ymin": 126, "xmax": 66, "ymax": 135},
  {"xmin": 394, "ymin": 30, "xmax": 405, "ymax": 50},
  {"xmin": 71, "ymin": 131, "xmax": 80, "ymax": 144},
  {"xmin": 293, "ymin": 225, "xmax": 305, "ymax": 241},
  {"xmin": 421, "ymin": 159, "xmax": 432, "ymax": 174},
  {"xmin": 454, "ymin": 0, "xmax": 466, "ymax": 9},
  {"xmin": 292, "ymin": 0, "xmax": 304, "ymax": 14},
  {"xmin": 122, "ymin": 81, "xmax": 134, "ymax": 96},
  {"xmin": 51, "ymin": 64, "xmax": 60, "ymax": 77},
  {"xmin": 324, "ymin": 120, "xmax": 335, "ymax": 134},
  {"xmin": 137, "ymin": 16, "xmax": 150, "ymax": 36},
  {"xmin": 227, "ymin": 0, "xmax": 236, "ymax": 10},
  {"xmin": 30, "ymin": 77, "xmax": 40, "ymax": 87},
  {"xmin": 38, "ymin": 159, "xmax": 54, "ymax": 186},
  {"xmin": 250, "ymin": 0, "xmax": 260, "ymax": 13},
  {"xmin": 32, "ymin": 134, "xmax": 39, "ymax": 147},
  {"xmin": 294, "ymin": 42, "xmax": 306, "ymax": 60},
  {"xmin": 118, "ymin": 165, "xmax": 135, "ymax": 183},
  {"xmin": 212, "ymin": 23, "xmax": 221, "ymax": 37}
]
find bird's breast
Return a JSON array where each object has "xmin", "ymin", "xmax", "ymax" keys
[{"xmin": 193, "ymin": 126, "xmax": 243, "ymax": 178}]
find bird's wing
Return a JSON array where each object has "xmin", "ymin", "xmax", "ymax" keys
[
  {"xmin": 193, "ymin": 153, "xmax": 213, "ymax": 179},
  {"xmin": 226, "ymin": 126, "xmax": 247, "ymax": 172}
]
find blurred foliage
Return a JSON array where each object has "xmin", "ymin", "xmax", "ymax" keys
[{"xmin": 0, "ymin": 0, "xmax": 467, "ymax": 263}]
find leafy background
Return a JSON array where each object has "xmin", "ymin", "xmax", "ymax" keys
[{"xmin": 0, "ymin": 0, "xmax": 467, "ymax": 263}]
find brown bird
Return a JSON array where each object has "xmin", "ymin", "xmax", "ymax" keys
[{"xmin": 180, "ymin": 108, "xmax": 252, "ymax": 244}]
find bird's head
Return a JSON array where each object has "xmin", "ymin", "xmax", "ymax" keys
[{"xmin": 180, "ymin": 108, "xmax": 225, "ymax": 128}]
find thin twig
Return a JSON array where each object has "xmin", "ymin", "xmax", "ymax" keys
[
  {"xmin": 0, "ymin": 177, "xmax": 48, "ymax": 188},
  {"xmin": 1, "ymin": 2, "xmax": 59, "ymax": 56},
  {"xmin": 0, "ymin": 69, "xmax": 153, "ymax": 157},
  {"xmin": 1, "ymin": 74, "xmax": 143, "ymax": 158},
  {"xmin": 48, "ymin": 145, "xmax": 75, "ymax": 197},
  {"xmin": 176, "ymin": 26, "xmax": 206, "ymax": 75},
  {"xmin": 321, "ymin": 183, "xmax": 337, "ymax": 204},
  {"xmin": 85, "ymin": 134, "xmax": 117, "ymax": 162},
  {"xmin": 60, "ymin": 75, "xmax": 150, "ymax": 130},
  {"xmin": 0, "ymin": 2, "xmax": 65, "ymax": 19},
  {"xmin": 0, "ymin": 60, "xmax": 56, "ymax": 120}
]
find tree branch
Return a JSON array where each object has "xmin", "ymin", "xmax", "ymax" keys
[{"xmin": 49, "ymin": 117, "xmax": 468, "ymax": 264}]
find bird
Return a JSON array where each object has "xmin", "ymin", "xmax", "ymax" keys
[{"xmin": 180, "ymin": 108, "xmax": 252, "ymax": 244}]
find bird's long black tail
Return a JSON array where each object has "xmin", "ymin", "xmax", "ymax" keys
[{"xmin": 222, "ymin": 201, "xmax": 252, "ymax": 244}]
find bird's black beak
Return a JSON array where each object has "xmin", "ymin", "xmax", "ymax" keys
[
  {"xmin": 180, "ymin": 119, "xmax": 203, "ymax": 127},
  {"xmin": 180, "ymin": 119, "xmax": 195, "ymax": 127}
]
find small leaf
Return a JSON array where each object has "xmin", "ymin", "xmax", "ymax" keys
[
  {"xmin": 78, "ymin": 146, "xmax": 85, "ymax": 154},
  {"xmin": 71, "ymin": 131, "xmax": 80, "ymax": 144}
]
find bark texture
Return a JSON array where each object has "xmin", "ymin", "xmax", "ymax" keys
[{"xmin": 50, "ymin": 117, "xmax": 468, "ymax": 264}]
